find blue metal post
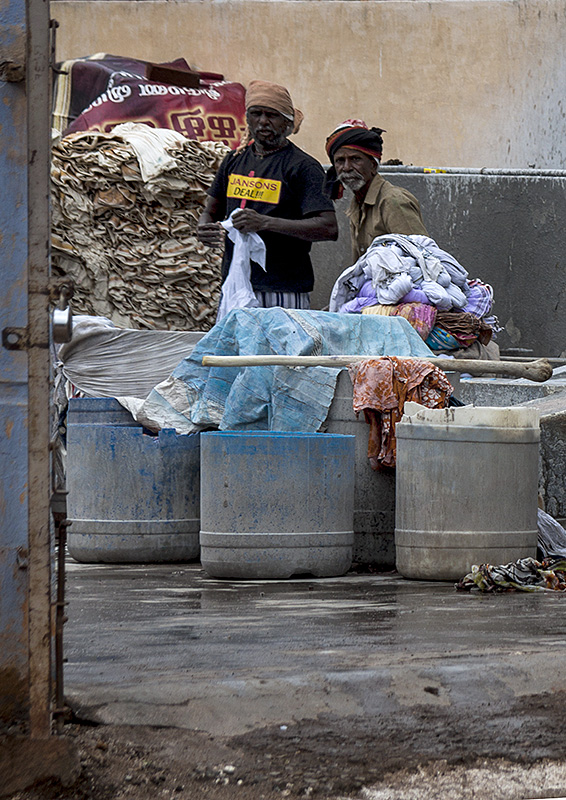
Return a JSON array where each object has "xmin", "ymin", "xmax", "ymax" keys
[
  {"xmin": 0, "ymin": 0, "xmax": 52, "ymax": 735},
  {"xmin": 0, "ymin": 0, "xmax": 31, "ymax": 726}
]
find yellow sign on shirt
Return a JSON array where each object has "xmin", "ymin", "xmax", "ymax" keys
[{"xmin": 227, "ymin": 173, "xmax": 282, "ymax": 205}]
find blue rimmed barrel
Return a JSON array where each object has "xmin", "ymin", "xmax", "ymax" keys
[
  {"xmin": 66, "ymin": 397, "xmax": 200, "ymax": 563},
  {"xmin": 199, "ymin": 431, "xmax": 355, "ymax": 579}
]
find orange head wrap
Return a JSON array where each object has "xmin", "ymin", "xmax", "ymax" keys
[{"xmin": 245, "ymin": 80, "xmax": 304, "ymax": 134}]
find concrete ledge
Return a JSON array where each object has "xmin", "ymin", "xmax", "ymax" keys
[
  {"xmin": 458, "ymin": 378, "xmax": 566, "ymax": 407},
  {"xmin": 457, "ymin": 381, "xmax": 566, "ymax": 520}
]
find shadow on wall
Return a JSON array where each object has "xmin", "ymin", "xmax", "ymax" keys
[{"xmin": 311, "ymin": 168, "xmax": 566, "ymax": 358}]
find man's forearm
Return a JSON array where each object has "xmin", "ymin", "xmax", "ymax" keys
[
  {"xmin": 232, "ymin": 209, "xmax": 338, "ymax": 241},
  {"xmin": 197, "ymin": 196, "xmax": 225, "ymax": 247},
  {"xmin": 263, "ymin": 214, "xmax": 338, "ymax": 241}
]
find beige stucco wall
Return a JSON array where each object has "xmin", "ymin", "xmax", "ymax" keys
[{"xmin": 51, "ymin": 0, "xmax": 566, "ymax": 169}]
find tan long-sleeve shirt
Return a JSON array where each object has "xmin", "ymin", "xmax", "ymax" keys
[{"xmin": 346, "ymin": 173, "xmax": 428, "ymax": 261}]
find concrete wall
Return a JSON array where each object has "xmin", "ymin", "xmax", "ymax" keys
[
  {"xmin": 51, "ymin": 0, "xmax": 566, "ymax": 170},
  {"xmin": 311, "ymin": 168, "xmax": 566, "ymax": 358}
]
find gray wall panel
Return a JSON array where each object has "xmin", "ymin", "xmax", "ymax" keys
[{"xmin": 312, "ymin": 171, "xmax": 566, "ymax": 357}]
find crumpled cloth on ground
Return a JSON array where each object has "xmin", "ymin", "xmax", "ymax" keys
[
  {"xmin": 362, "ymin": 302, "xmax": 437, "ymax": 340},
  {"xmin": 456, "ymin": 558, "xmax": 566, "ymax": 593},
  {"xmin": 456, "ymin": 511, "xmax": 566, "ymax": 592},
  {"xmin": 216, "ymin": 211, "xmax": 266, "ymax": 322},
  {"xmin": 347, "ymin": 356, "xmax": 453, "ymax": 469}
]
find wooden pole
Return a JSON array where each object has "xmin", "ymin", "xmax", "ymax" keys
[{"xmin": 201, "ymin": 355, "xmax": 554, "ymax": 382}]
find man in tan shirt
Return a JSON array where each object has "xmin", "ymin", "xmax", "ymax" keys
[{"xmin": 325, "ymin": 119, "xmax": 428, "ymax": 261}]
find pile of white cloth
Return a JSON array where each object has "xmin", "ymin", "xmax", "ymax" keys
[{"xmin": 329, "ymin": 234, "xmax": 471, "ymax": 313}]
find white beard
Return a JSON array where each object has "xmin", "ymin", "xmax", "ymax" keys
[{"xmin": 338, "ymin": 172, "xmax": 367, "ymax": 192}]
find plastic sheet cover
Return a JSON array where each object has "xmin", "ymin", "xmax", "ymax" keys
[
  {"xmin": 56, "ymin": 315, "xmax": 205, "ymax": 399},
  {"xmin": 129, "ymin": 307, "xmax": 435, "ymax": 434}
]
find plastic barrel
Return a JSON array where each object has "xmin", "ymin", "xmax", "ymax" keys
[
  {"xmin": 395, "ymin": 404, "xmax": 540, "ymax": 580},
  {"xmin": 66, "ymin": 398, "xmax": 200, "ymax": 563},
  {"xmin": 63, "ymin": 396, "xmax": 141, "ymax": 427},
  {"xmin": 200, "ymin": 431, "xmax": 355, "ymax": 579},
  {"xmin": 323, "ymin": 370, "xmax": 396, "ymax": 566}
]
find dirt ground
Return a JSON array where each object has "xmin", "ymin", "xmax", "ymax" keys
[{"xmin": 8, "ymin": 691, "xmax": 566, "ymax": 800}]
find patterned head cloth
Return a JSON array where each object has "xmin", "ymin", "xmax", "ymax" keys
[
  {"xmin": 325, "ymin": 119, "xmax": 385, "ymax": 164},
  {"xmin": 324, "ymin": 119, "xmax": 386, "ymax": 199},
  {"xmin": 245, "ymin": 80, "xmax": 304, "ymax": 134}
]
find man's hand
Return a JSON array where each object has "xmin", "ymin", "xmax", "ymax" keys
[
  {"xmin": 231, "ymin": 209, "xmax": 268, "ymax": 234},
  {"xmin": 196, "ymin": 220, "xmax": 225, "ymax": 248}
]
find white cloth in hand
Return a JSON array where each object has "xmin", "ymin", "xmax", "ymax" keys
[{"xmin": 217, "ymin": 211, "xmax": 266, "ymax": 322}]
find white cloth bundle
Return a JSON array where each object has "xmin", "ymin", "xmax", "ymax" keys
[
  {"xmin": 216, "ymin": 211, "xmax": 266, "ymax": 322},
  {"xmin": 329, "ymin": 234, "xmax": 470, "ymax": 313}
]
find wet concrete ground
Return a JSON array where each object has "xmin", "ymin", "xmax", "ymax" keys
[{"xmin": 65, "ymin": 560, "xmax": 566, "ymax": 748}]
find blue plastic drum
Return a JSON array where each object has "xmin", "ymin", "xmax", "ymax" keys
[
  {"xmin": 200, "ymin": 430, "xmax": 355, "ymax": 579},
  {"xmin": 66, "ymin": 398, "xmax": 200, "ymax": 563}
]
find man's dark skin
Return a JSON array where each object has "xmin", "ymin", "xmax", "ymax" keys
[
  {"xmin": 197, "ymin": 106, "xmax": 338, "ymax": 247},
  {"xmin": 333, "ymin": 147, "xmax": 377, "ymax": 201}
]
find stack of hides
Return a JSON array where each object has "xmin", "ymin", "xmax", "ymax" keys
[
  {"xmin": 329, "ymin": 234, "xmax": 496, "ymax": 354},
  {"xmin": 51, "ymin": 123, "xmax": 229, "ymax": 331}
]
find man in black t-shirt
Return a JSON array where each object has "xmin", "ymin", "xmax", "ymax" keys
[{"xmin": 197, "ymin": 80, "xmax": 337, "ymax": 310}]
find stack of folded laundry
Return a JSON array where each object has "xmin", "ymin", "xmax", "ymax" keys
[{"xmin": 329, "ymin": 234, "xmax": 498, "ymax": 356}]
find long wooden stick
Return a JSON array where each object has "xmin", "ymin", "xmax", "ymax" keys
[{"xmin": 201, "ymin": 354, "xmax": 554, "ymax": 382}]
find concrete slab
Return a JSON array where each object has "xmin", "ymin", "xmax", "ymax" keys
[
  {"xmin": 459, "ymin": 376, "xmax": 566, "ymax": 407},
  {"xmin": 64, "ymin": 559, "xmax": 566, "ymax": 748}
]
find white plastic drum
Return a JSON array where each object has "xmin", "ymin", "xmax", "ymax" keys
[{"xmin": 395, "ymin": 403, "xmax": 540, "ymax": 580}]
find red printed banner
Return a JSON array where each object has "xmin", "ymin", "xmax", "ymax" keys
[{"xmin": 54, "ymin": 54, "xmax": 246, "ymax": 150}]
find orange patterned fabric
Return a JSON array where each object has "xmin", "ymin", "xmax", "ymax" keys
[
  {"xmin": 362, "ymin": 303, "xmax": 437, "ymax": 340},
  {"xmin": 347, "ymin": 357, "xmax": 453, "ymax": 470}
]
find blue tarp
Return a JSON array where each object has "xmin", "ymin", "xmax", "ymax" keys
[{"xmin": 135, "ymin": 308, "xmax": 435, "ymax": 434}]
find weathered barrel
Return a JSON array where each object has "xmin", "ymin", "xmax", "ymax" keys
[
  {"xmin": 66, "ymin": 397, "xmax": 200, "ymax": 563},
  {"xmin": 200, "ymin": 431, "xmax": 355, "ymax": 579},
  {"xmin": 395, "ymin": 404, "xmax": 540, "ymax": 580},
  {"xmin": 323, "ymin": 370, "xmax": 396, "ymax": 566}
]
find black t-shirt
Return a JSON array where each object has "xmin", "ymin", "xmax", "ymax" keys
[{"xmin": 208, "ymin": 141, "xmax": 334, "ymax": 292}]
